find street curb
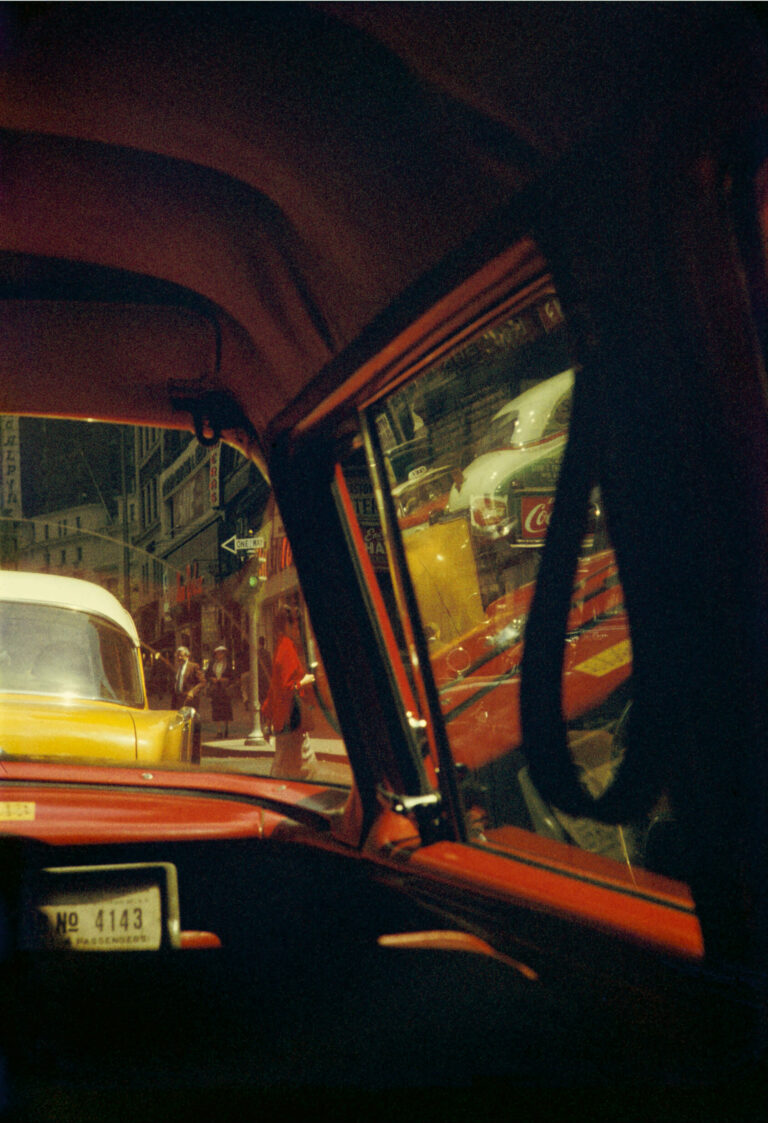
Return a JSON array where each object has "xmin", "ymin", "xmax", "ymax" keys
[{"xmin": 203, "ymin": 739, "xmax": 346, "ymax": 764}]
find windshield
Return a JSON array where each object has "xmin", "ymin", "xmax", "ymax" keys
[
  {"xmin": 0, "ymin": 601, "xmax": 144, "ymax": 707},
  {"xmin": 0, "ymin": 417, "xmax": 350, "ymax": 783}
]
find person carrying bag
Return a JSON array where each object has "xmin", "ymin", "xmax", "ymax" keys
[{"xmin": 261, "ymin": 606, "xmax": 318, "ymax": 780}]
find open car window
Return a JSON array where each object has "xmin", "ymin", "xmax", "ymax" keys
[{"xmin": 0, "ymin": 418, "xmax": 349, "ymax": 783}]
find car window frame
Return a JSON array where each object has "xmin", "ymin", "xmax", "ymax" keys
[{"xmin": 314, "ymin": 237, "xmax": 710, "ymax": 959}]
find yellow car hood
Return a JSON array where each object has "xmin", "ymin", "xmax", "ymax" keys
[{"xmin": 0, "ymin": 693, "xmax": 138, "ymax": 762}]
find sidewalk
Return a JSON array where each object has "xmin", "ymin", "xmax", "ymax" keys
[
  {"xmin": 202, "ymin": 734, "xmax": 348, "ymax": 763},
  {"xmin": 152, "ymin": 692, "xmax": 348, "ymax": 764}
]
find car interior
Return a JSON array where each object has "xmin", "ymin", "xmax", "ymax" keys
[{"xmin": 1, "ymin": 5, "xmax": 768, "ymax": 1121}]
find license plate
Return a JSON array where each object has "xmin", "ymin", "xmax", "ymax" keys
[{"xmin": 24, "ymin": 884, "xmax": 163, "ymax": 951}]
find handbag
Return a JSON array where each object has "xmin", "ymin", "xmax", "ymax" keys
[
  {"xmin": 287, "ymin": 687, "xmax": 314, "ymax": 732},
  {"xmin": 288, "ymin": 689, "xmax": 302, "ymax": 731}
]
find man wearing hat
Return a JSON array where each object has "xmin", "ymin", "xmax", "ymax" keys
[{"xmin": 207, "ymin": 643, "xmax": 233, "ymax": 738}]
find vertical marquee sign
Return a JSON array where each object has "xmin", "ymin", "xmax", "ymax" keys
[
  {"xmin": 1, "ymin": 415, "xmax": 21, "ymax": 515},
  {"xmin": 208, "ymin": 445, "xmax": 221, "ymax": 509}
]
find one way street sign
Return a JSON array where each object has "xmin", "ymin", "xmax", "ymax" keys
[{"xmin": 221, "ymin": 535, "xmax": 264, "ymax": 555}]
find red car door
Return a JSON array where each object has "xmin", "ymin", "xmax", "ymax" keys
[{"xmin": 271, "ymin": 210, "xmax": 768, "ymax": 1102}]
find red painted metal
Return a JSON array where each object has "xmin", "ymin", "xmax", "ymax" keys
[
  {"xmin": 408, "ymin": 839, "xmax": 704, "ymax": 960},
  {"xmin": 0, "ymin": 742, "xmax": 703, "ymax": 960},
  {"xmin": 378, "ymin": 929, "xmax": 539, "ymax": 979},
  {"xmin": 179, "ymin": 930, "xmax": 223, "ymax": 949},
  {"xmin": 0, "ymin": 782, "xmax": 294, "ymax": 844},
  {"xmin": 0, "ymin": 759, "xmax": 341, "ymax": 843},
  {"xmin": 0, "ymin": 757, "xmax": 331, "ymax": 802}
]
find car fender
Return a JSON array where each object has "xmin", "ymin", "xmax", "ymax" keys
[
  {"xmin": 131, "ymin": 708, "xmax": 193, "ymax": 764},
  {"xmin": 0, "ymin": 695, "xmax": 138, "ymax": 761}
]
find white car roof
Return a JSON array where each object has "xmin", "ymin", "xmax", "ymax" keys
[
  {"xmin": 492, "ymin": 368, "xmax": 574, "ymax": 446},
  {"xmin": 0, "ymin": 570, "xmax": 140, "ymax": 643}
]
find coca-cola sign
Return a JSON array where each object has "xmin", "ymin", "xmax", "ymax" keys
[{"xmin": 521, "ymin": 495, "xmax": 554, "ymax": 539}]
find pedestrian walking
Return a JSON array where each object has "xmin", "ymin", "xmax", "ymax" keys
[
  {"xmin": 206, "ymin": 642, "xmax": 233, "ymax": 736},
  {"xmin": 207, "ymin": 643, "xmax": 233, "ymax": 737},
  {"xmin": 171, "ymin": 646, "xmax": 205, "ymax": 711},
  {"xmin": 261, "ymin": 606, "xmax": 317, "ymax": 780}
]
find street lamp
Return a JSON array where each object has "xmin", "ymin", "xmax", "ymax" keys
[
  {"xmin": 120, "ymin": 426, "xmax": 131, "ymax": 613},
  {"xmin": 244, "ymin": 581, "xmax": 267, "ymax": 746}
]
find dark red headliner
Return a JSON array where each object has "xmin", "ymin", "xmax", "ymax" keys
[{"xmin": 0, "ymin": 4, "xmax": 761, "ymax": 455}]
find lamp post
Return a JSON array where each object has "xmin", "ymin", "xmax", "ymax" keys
[
  {"xmin": 244, "ymin": 583, "xmax": 267, "ymax": 746},
  {"xmin": 120, "ymin": 426, "xmax": 131, "ymax": 614}
]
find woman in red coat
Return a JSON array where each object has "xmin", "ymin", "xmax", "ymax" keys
[{"xmin": 261, "ymin": 606, "xmax": 318, "ymax": 780}]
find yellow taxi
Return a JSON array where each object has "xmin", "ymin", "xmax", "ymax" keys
[{"xmin": 0, "ymin": 571, "xmax": 196, "ymax": 764}]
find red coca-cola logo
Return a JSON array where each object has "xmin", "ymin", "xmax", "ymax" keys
[{"xmin": 521, "ymin": 496, "xmax": 554, "ymax": 539}]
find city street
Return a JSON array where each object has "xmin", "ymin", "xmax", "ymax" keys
[
  {"xmin": 149, "ymin": 690, "xmax": 351, "ymax": 783},
  {"xmin": 197, "ymin": 698, "xmax": 351, "ymax": 784}
]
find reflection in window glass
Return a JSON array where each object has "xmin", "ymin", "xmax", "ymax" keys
[
  {"xmin": 365, "ymin": 285, "xmax": 683, "ymax": 880},
  {"xmin": 0, "ymin": 416, "xmax": 349, "ymax": 784}
]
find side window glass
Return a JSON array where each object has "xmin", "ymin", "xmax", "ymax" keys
[{"xmin": 363, "ymin": 278, "xmax": 678, "ymax": 888}]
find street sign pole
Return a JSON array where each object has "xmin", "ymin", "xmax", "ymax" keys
[
  {"xmin": 244, "ymin": 595, "xmax": 267, "ymax": 747},
  {"xmin": 220, "ymin": 532, "xmax": 268, "ymax": 746}
]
